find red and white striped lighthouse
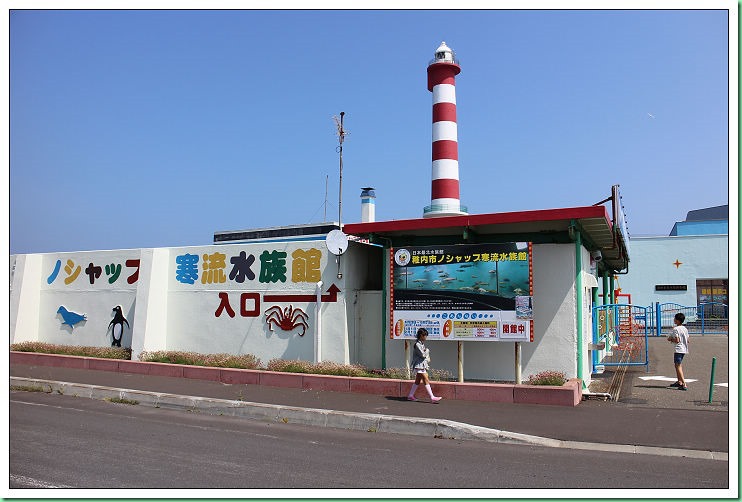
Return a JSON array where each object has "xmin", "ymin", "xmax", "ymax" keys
[{"xmin": 424, "ymin": 41, "xmax": 467, "ymax": 218}]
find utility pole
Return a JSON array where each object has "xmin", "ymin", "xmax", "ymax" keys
[
  {"xmin": 334, "ymin": 112, "xmax": 347, "ymax": 229},
  {"xmin": 323, "ymin": 174, "xmax": 328, "ymax": 222}
]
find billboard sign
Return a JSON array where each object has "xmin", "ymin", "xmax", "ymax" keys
[
  {"xmin": 612, "ymin": 184, "xmax": 630, "ymax": 260},
  {"xmin": 390, "ymin": 243, "xmax": 533, "ymax": 342}
]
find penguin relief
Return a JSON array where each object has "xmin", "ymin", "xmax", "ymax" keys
[{"xmin": 108, "ymin": 305, "xmax": 130, "ymax": 347}]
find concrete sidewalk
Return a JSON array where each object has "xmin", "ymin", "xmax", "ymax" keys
[{"xmin": 9, "ymin": 336, "xmax": 731, "ymax": 458}]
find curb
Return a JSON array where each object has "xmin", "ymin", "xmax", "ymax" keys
[
  {"xmin": 9, "ymin": 352, "xmax": 582, "ymax": 406},
  {"xmin": 10, "ymin": 377, "xmax": 728, "ymax": 461}
]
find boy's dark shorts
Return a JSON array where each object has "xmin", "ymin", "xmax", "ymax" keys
[{"xmin": 674, "ymin": 353, "xmax": 686, "ymax": 365}]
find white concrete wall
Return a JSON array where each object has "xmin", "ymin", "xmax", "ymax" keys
[
  {"xmin": 620, "ymin": 235, "xmax": 728, "ymax": 307},
  {"xmin": 10, "ymin": 254, "xmax": 43, "ymax": 344},
  {"xmin": 11, "ymin": 239, "xmax": 594, "ymax": 383},
  {"xmin": 12, "ymin": 250, "xmax": 140, "ymax": 347},
  {"xmin": 161, "ymin": 240, "xmax": 349, "ymax": 364},
  {"xmin": 131, "ymin": 248, "xmax": 170, "ymax": 358},
  {"xmin": 9, "ymin": 240, "xmax": 354, "ymax": 367},
  {"xmin": 524, "ymin": 244, "xmax": 581, "ymax": 382}
]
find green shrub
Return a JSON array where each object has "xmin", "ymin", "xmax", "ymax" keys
[
  {"xmin": 10, "ymin": 385, "xmax": 48, "ymax": 393},
  {"xmin": 266, "ymin": 359, "xmax": 369, "ymax": 377},
  {"xmin": 10, "ymin": 341, "xmax": 131, "ymax": 360},
  {"xmin": 11, "ymin": 342, "xmax": 454, "ymax": 381},
  {"xmin": 428, "ymin": 367, "xmax": 454, "ymax": 382},
  {"xmin": 138, "ymin": 351, "xmax": 261, "ymax": 369},
  {"xmin": 366, "ymin": 367, "xmax": 453, "ymax": 381},
  {"xmin": 371, "ymin": 367, "xmax": 407, "ymax": 380},
  {"xmin": 526, "ymin": 370, "xmax": 567, "ymax": 386},
  {"xmin": 105, "ymin": 397, "xmax": 139, "ymax": 405},
  {"xmin": 266, "ymin": 359, "xmax": 313, "ymax": 374},
  {"xmin": 313, "ymin": 361, "xmax": 368, "ymax": 377}
]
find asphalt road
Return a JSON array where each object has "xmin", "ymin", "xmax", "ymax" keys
[
  {"xmin": 618, "ymin": 335, "xmax": 730, "ymax": 409},
  {"xmin": 10, "ymin": 390, "xmax": 729, "ymax": 491}
]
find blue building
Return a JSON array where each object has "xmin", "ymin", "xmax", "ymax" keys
[
  {"xmin": 618, "ymin": 205, "xmax": 729, "ymax": 311},
  {"xmin": 670, "ymin": 204, "xmax": 729, "ymax": 237}
]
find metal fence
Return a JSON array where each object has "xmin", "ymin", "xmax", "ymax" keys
[
  {"xmin": 653, "ymin": 302, "xmax": 729, "ymax": 336},
  {"xmin": 591, "ymin": 301, "xmax": 728, "ymax": 373},
  {"xmin": 593, "ymin": 304, "xmax": 650, "ymax": 371}
]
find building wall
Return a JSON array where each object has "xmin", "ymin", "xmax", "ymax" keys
[
  {"xmin": 352, "ymin": 290, "xmax": 383, "ymax": 368},
  {"xmin": 381, "ymin": 242, "xmax": 591, "ymax": 384},
  {"xmin": 10, "ymin": 240, "xmax": 358, "ymax": 366},
  {"xmin": 11, "ymin": 250, "xmax": 141, "ymax": 347},
  {"xmin": 11, "ymin": 239, "xmax": 593, "ymax": 384},
  {"xmin": 526, "ymin": 244, "xmax": 574, "ymax": 379},
  {"xmin": 618, "ymin": 235, "xmax": 728, "ymax": 307},
  {"xmin": 670, "ymin": 220, "xmax": 728, "ymax": 236},
  {"xmin": 343, "ymin": 243, "xmax": 384, "ymax": 367}
]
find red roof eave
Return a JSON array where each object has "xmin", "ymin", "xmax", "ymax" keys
[{"xmin": 344, "ymin": 206, "xmax": 613, "ymax": 236}]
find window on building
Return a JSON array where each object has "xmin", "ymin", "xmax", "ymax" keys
[{"xmin": 696, "ymin": 278, "xmax": 728, "ymax": 317}]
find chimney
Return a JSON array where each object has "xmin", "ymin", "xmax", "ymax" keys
[{"xmin": 360, "ymin": 187, "xmax": 376, "ymax": 223}]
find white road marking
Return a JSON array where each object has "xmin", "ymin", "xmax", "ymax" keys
[
  {"xmin": 715, "ymin": 383, "xmax": 729, "ymax": 387},
  {"xmin": 637, "ymin": 376, "xmax": 698, "ymax": 383},
  {"xmin": 9, "ymin": 474, "xmax": 73, "ymax": 488}
]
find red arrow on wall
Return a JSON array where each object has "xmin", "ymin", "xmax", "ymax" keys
[{"xmin": 263, "ymin": 284, "xmax": 341, "ymax": 303}]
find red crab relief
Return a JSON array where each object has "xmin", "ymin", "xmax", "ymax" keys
[{"xmin": 264, "ymin": 305, "xmax": 309, "ymax": 336}]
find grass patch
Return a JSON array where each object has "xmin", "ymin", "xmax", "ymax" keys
[
  {"xmin": 11, "ymin": 341, "xmax": 131, "ymax": 360},
  {"xmin": 10, "ymin": 384, "xmax": 48, "ymax": 393},
  {"xmin": 266, "ymin": 360, "xmax": 453, "ymax": 381},
  {"xmin": 12, "ymin": 344, "xmax": 453, "ymax": 381},
  {"xmin": 104, "ymin": 397, "xmax": 139, "ymax": 405},
  {"xmin": 139, "ymin": 350, "xmax": 261, "ymax": 369}
]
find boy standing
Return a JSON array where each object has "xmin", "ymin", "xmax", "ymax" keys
[{"xmin": 667, "ymin": 312, "xmax": 690, "ymax": 391}]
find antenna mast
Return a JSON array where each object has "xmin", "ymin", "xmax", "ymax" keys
[
  {"xmin": 333, "ymin": 112, "xmax": 348, "ymax": 229},
  {"xmin": 323, "ymin": 174, "xmax": 328, "ymax": 222}
]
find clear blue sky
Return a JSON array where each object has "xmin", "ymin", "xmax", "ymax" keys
[{"xmin": 9, "ymin": 8, "xmax": 733, "ymax": 254}]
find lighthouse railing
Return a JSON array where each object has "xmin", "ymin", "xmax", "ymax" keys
[
  {"xmin": 424, "ymin": 203, "xmax": 468, "ymax": 215},
  {"xmin": 428, "ymin": 57, "xmax": 460, "ymax": 66}
]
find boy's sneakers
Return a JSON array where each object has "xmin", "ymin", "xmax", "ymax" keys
[
  {"xmin": 430, "ymin": 396, "xmax": 442, "ymax": 403},
  {"xmin": 679, "ymin": 386, "xmax": 688, "ymax": 391},
  {"xmin": 669, "ymin": 382, "xmax": 681, "ymax": 388}
]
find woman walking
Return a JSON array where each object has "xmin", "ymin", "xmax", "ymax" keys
[{"xmin": 407, "ymin": 328, "xmax": 442, "ymax": 403}]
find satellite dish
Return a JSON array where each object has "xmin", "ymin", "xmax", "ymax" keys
[{"xmin": 326, "ymin": 230, "xmax": 349, "ymax": 256}]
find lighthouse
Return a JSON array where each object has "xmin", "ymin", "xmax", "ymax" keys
[{"xmin": 424, "ymin": 41, "xmax": 467, "ymax": 218}]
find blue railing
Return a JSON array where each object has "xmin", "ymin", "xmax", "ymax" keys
[
  {"xmin": 590, "ymin": 301, "xmax": 728, "ymax": 374},
  {"xmin": 592, "ymin": 304, "xmax": 649, "ymax": 372},
  {"xmin": 653, "ymin": 302, "xmax": 728, "ymax": 336}
]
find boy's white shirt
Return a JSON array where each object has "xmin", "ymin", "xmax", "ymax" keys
[{"xmin": 670, "ymin": 324, "xmax": 690, "ymax": 353}]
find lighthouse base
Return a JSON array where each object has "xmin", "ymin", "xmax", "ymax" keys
[{"xmin": 423, "ymin": 203, "xmax": 469, "ymax": 218}]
